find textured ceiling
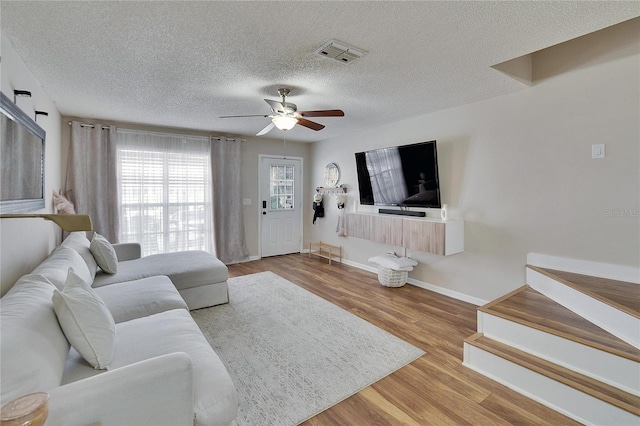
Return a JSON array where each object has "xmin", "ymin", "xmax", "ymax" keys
[{"xmin": 1, "ymin": 1, "xmax": 638, "ymax": 143}]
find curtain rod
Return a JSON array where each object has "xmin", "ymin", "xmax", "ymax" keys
[
  {"xmin": 68, "ymin": 121, "xmax": 245, "ymax": 142},
  {"xmin": 68, "ymin": 121, "xmax": 110, "ymax": 130},
  {"xmin": 211, "ymin": 136, "xmax": 246, "ymax": 143}
]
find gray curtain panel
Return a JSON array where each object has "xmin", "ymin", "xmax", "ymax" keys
[
  {"xmin": 210, "ymin": 137, "xmax": 249, "ymax": 264},
  {"xmin": 66, "ymin": 121, "xmax": 119, "ymax": 242}
]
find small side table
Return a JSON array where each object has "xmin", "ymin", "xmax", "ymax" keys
[{"xmin": 0, "ymin": 392, "xmax": 48, "ymax": 426}]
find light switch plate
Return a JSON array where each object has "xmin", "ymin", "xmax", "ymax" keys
[{"xmin": 592, "ymin": 144, "xmax": 605, "ymax": 159}]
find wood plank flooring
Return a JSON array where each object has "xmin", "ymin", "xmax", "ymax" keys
[{"xmin": 227, "ymin": 254, "xmax": 579, "ymax": 425}]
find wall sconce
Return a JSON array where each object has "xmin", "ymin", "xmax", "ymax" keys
[
  {"xmin": 35, "ymin": 111, "xmax": 48, "ymax": 122},
  {"xmin": 13, "ymin": 90, "xmax": 32, "ymax": 104},
  {"xmin": 0, "ymin": 214, "xmax": 93, "ymax": 231}
]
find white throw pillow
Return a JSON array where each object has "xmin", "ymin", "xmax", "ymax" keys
[
  {"xmin": 90, "ymin": 233, "xmax": 118, "ymax": 274},
  {"xmin": 61, "ymin": 232, "xmax": 99, "ymax": 279},
  {"xmin": 52, "ymin": 268, "xmax": 116, "ymax": 369},
  {"xmin": 1, "ymin": 274, "xmax": 70, "ymax": 403},
  {"xmin": 32, "ymin": 246, "xmax": 93, "ymax": 290}
]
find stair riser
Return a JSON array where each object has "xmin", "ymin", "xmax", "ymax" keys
[
  {"xmin": 463, "ymin": 344, "xmax": 638, "ymax": 426},
  {"xmin": 478, "ymin": 312, "xmax": 640, "ymax": 395},
  {"xmin": 526, "ymin": 267, "xmax": 639, "ymax": 348}
]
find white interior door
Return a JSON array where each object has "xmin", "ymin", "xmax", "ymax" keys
[{"xmin": 259, "ymin": 156, "xmax": 302, "ymax": 257}]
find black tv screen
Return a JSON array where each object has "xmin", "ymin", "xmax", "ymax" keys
[{"xmin": 355, "ymin": 140, "xmax": 441, "ymax": 208}]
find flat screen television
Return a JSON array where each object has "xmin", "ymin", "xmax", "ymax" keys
[{"xmin": 355, "ymin": 140, "xmax": 441, "ymax": 208}]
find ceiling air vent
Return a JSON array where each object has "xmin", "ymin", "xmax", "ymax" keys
[{"xmin": 315, "ymin": 39, "xmax": 366, "ymax": 64}]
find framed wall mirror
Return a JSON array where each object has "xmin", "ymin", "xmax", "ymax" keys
[
  {"xmin": 0, "ymin": 91, "xmax": 46, "ymax": 213},
  {"xmin": 324, "ymin": 162, "xmax": 340, "ymax": 187}
]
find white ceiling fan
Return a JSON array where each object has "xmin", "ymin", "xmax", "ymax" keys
[{"xmin": 220, "ymin": 88, "xmax": 344, "ymax": 136}]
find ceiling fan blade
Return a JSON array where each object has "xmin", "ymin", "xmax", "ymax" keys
[
  {"xmin": 256, "ymin": 122, "xmax": 275, "ymax": 136},
  {"xmin": 264, "ymin": 99, "xmax": 285, "ymax": 113},
  {"xmin": 220, "ymin": 114, "xmax": 269, "ymax": 118},
  {"xmin": 298, "ymin": 109, "xmax": 345, "ymax": 117},
  {"xmin": 296, "ymin": 118, "xmax": 325, "ymax": 131}
]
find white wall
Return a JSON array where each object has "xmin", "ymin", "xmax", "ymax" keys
[
  {"xmin": 1, "ymin": 38, "xmax": 63, "ymax": 296},
  {"xmin": 308, "ymin": 20, "xmax": 639, "ymax": 302}
]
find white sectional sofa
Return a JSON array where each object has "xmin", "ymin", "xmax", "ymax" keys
[
  {"xmin": 83, "ymin": 239, "xmax": 230, "ymax": 310},
  {"xmin": 0, "ymin": 232, "xmax": 238, "ymax": 426}
]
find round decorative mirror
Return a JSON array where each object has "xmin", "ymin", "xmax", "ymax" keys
[{"xmin": 324, "ymin": 163, "xmax": 340, "ymax": 187}]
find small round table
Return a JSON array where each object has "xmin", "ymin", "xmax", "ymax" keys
[{"xmin": 0, "ymin": 392, "xmax": 48, "ymax": 426}]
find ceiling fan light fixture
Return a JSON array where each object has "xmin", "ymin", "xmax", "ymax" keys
[
  {"xmin": 272, "ymin": 115, "xmax": 298, "ymax": 131},
  {"xmin": 221, "ymin": 87, "xmax": 343, "ymax": 135}
]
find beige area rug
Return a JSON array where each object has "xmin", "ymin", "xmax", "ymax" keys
[{"xmin": 191, "ymin": 271, "xmax": 425, "ymax": 426}]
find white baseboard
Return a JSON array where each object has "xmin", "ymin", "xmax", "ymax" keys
[
  {"xmin": 342, "ymin": 258, "xmax": 378, "ymax": 274},
  {"xmin": 527, "ymin": 252, "xmax": 640, "ymax": 284},
  {"xmin": 342, "ymin": 259, "xmax": 488, "ymax": 306},
  {"xmin": 226, "ymin": 256, "xmax": 261, "ymax": 264},
  {"xmin": 237, "ymin": 255, "xmax": 260, "ymax": 263},
  {"xmin": 407, "ymin": 276, "xmax": 488, "ymax": 306}
]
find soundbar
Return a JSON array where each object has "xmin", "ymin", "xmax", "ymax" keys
[{"xmin": 378, "ymin": 209, "xmax": 426, "ymax": 217}]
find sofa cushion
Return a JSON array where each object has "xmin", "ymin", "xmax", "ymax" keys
[
  {"xmin": 32, "ymin": 246, "xmax": 93, "ymax": 290},
  {"xmin": 61, "ymin": 231, "xmax": 98, "ymax": 279},
  {"xmin": 90, "ymin": 233, "xmax": 118, "ymax": 274},
  {"xmin": 93, "ymin": 251, "xmax": 228, "ymax": 291},
  {"xmin": 0, "ymin": 274, "xmax": 70, "ymax": 405},
  {"xmin": 53, "ymin": 269, "xmax": 116, "ymax": 369},
  {"xmin": 94, "ymin": 276, "xmax": 188, "ymax": 323},
  {"xmin": 61, "ymin": 309, "xmax": 238, "ymax": 426}
]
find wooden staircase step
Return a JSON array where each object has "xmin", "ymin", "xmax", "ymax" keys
[
  {"xmin": 528, "ymin": 265, "xmax": 640, "ymax": 318},
  {"xmin": 465, "ymin": 333, "xmax": 640, "ymax": 416},
  {"xmin": 479, "ymin": 285, "xmax": 640, "ymax": 362}
]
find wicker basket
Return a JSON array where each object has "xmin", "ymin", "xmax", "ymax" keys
[{"xmin": 377, "ymin": 266, "xmax": 408, "ymax": 287}]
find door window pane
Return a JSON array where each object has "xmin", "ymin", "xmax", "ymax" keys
[{"xmin": 269, "ymin": 165, "xmax": 295, "ymax": 210}]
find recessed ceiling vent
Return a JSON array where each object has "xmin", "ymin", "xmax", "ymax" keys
[{"xmin": 315, "ymin": 39, "xmax": 366, "ymax": 64}]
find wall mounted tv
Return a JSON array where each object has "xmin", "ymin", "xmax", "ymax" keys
[{"xmin": 355, "ymin": 140, "xmax": 441, "ymax": 208}]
